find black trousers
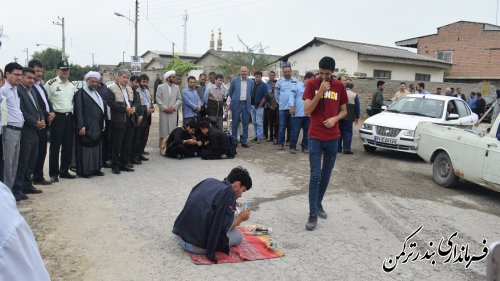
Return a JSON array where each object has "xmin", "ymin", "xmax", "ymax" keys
[
  {"xmin": 102, "ymin": 119, "xmax": 112, "ymax": 162},
  {"xmin": 138, "ymin": 116, "xmax": 151, "ymax": 154},
  {"xmin": 200, "ymin": 148, "xmax": 222, "ymax": 160},
  {"xmin": 32, "ymin": 127, "xmax": 48, "ymax": 181},
  {"xmin": 12, "ymin": 130, "xmax": 38, "ymax": 197},
  {"xmin": 132, "ymin": 125, "xmax": 143, "ymax": 160},
  {"xmin": 265, "ymin": 108, "xmax": 278, "ymax": 140},
  {"xmin": 111, "ymin": 120, "xmax": 134, "ymax": 168},
  {"xmin": 49, "ymin": 113, "xmax": 74, "ymax": 177}
]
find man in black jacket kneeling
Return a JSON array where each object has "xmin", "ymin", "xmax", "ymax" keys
[
  {"xmin": 198, "ymin": 121, "xmax": 229, "ymax": 160},
  {"xmin": 172, "ymin": 166, "xmax": 252, "ymax": 262}
]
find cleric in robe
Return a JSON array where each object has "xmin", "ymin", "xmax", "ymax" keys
[{"xmin": 73, "ymin": 71, "xmax": 107, "ymax": 177}]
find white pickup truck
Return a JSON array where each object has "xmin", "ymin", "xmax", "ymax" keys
[{"xmin": 415, "ymin": 114, "xmax": 500, "ymax": 191}]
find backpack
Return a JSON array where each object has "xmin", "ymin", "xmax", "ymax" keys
[{"xmin": 224, "ymin": 130, "xmax": 237, "ymax": 159}]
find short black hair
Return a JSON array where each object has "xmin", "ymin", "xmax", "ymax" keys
[
  {"xmin": 22, "ymin": 67, "xmax": 35, "ymax": 75},
  {"xmin": 5, "ymin": 62, "xmax": 23, "ymax": 74},
  {"xmin": 346, "ymin": 82, "xmax": 354, "ymax": 90},
  {"xmin": 304, "ymin": 72, "xmax": 315, "ymax": 80},
  {"xmin": 254, "ymin": 71, "xmax": 263, "ymax": 77},
  {"xmin": 199, "ymin": 121, "xmax": 211, "ymax": 130},
  {"xmin": 269, "ymin": 70, "xmax": 275, "ymax": 74},
  {"xmin": 185, "ymin": 120, "xmax": 198, "ymax": 130},
  {"xmin": 199, "ymin": 73, "xmax": 207, "ymax": 78},
  {"xmin": 208, "ymin": 71, "xmax": 216, "ymax": 76},
  {"xmin": 139, "ymin": 74, "xmax": 149, "ymax": 81},
  {"xmin": 437, "ymin": 87, "xmax": 442, "ymax": 91},
  {"xmin": 187, "ymin": 76, "xmax": 196, "ymax": 82},
  {"xmin": 418, "ymin": 82, "xmax": 425, "ymax": 89},
  {"xmin": 28, "ymin": 59, "xmax": 43, "ymax": 69},
  {"xmin": 130, "ymin": 75, "xmax": 141, "ymax": 82},
  {"xmin": 450, "ymin": 87, "xmax": 455, "ymax": 91},
  {"xmin": 456, "ymin": 87, "xmax": 461, "ymax": 90},
  {"xmin": 318, "ymin": 56, "xmax": 336, "ymax": 71},
  {"xmin": 215, "ymin": 74, "xmax": 224, "ymax": 80},
  {"xmin": 377, "ymin": 80, "xmax": 385, "ymax": 87},
  {"xmin": 400, "ymin": 82, "xmax": 406, "ymax": 86},
  {"xmin": 477, "ymin": 93, "xmax": 482, "ymax": 97},
  {"xmin": 227, "ymin": 166, "xmax": 252, "ymax": 190}
]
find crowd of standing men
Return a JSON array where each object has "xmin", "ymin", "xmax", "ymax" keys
[{"xmin": 0, "ymin": 60, "xmax": 157, "ymax": 201}]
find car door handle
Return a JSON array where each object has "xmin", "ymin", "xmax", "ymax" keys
[{"xmin": 487, "ymin": 143, "xmax": 498, "ymax": 148}]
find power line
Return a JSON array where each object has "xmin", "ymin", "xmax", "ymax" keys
[
  {"xmin": 189, "ymin": 0, "xmax": 268, "ymax": 16},
  {"xmin": 140, "ymin": 11, "xmax": 174, "ymax": 44},
  {"xmin": 147, "ymin": 0, "xmax": 233, "ymax": 16}
]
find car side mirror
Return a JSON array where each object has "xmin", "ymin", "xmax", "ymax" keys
[
  {"xmin": 447, "ymin": 113, "xmax": 459, "ymax": 120},
  {"xmin": 381, "ymin": 105, "xmax": 388, "ymax": 111}
]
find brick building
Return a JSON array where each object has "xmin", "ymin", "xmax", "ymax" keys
[{"xmin": 396, "ymin": 21, "xmax": 500, "ymax": 85}]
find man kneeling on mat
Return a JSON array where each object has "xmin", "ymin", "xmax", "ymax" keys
[{"xmin": 172, "ymin": 166, "xmax": 252, "ymax": 262}]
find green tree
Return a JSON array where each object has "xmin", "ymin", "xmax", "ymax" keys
[
  {"xmin": 68, "ymin": 64, "xmax": 94, "ymax": 81},
  {"xmin": 217, "ymin": 52, "xmax": 271, "ymax": 77},
  {"xmin": 32, "ymin": 48, "xmax": 62, "ymax": 70},
  {"xmin": 165, "ymin": 55, "xmax": 196, "ymax": 76}
]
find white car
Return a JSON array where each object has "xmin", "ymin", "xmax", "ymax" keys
[
  {"xmin": 359, "ymin": 94, "xmax": 478, "ymax": 153},
  {"xmin": 415, "ymin": 114, "xmax": 500, "ymax": 191}
]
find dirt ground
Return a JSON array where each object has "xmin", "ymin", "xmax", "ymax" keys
[{"xmin": 20, "ymin": 118, "xmax": 500, "ymax": 281}]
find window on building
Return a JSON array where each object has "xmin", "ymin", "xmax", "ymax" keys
[
  {"xmin": 373, "ymin": 70, "xmax": 391, "ymax": 79},
  {"xmin": 436, "ymin": 51, "xmax": 453, "ymax": 63},
  {"xmin": 415, "ymin": 73, "xmax": 431, "ymax": 81}
]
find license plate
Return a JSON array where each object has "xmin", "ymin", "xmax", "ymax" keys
[{"xmin": 374, "ymin": 136, "xmax": 397, "ymax": 144}]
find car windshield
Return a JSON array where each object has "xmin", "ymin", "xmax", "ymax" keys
[{"xmin": 387, "ymin": 97, "xmax": 444, "ymax": 118}]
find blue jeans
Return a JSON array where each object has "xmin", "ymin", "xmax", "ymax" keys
[
  {"xmin": 250, "ymin": 106, "xmax": 264, "ymax": 140},
  {"xmin": 308, "ymin": 138, "xmax": 339, "ymax": 216},
  {"xmin": 339, "ymin": 119, "xmax": 353, "ymax": 152},
  {"xmin": 178, "ymin": 229, "xmax": 243, "ymax": 255},
  {"xmin": 290, "ymin": 117, "xmax": 310, "ymax": 150},
  {"xmin": 278, "ymin": 110, "xmax": 291, "ymax": 145},
  {"xmin": 231, "ymin": 101, "xmax": 250, "ymax": 144}
]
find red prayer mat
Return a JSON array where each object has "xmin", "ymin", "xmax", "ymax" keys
[{"xmin": 186, "ymin": 227, "xmax": 285, "ymax": 265}]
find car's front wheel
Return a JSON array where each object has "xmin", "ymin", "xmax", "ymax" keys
[
  {"xmin": 363, "ymin": 145, "xmax": 376, "ymax": 152},
  {"xmin": 432, "ymin": 151, "xmax": 459, "ymax": 188}
]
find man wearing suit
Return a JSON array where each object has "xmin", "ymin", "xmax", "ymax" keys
[
  {"xmin": 227, "ymin": 66, "xmax": 254, "ymax": 147},
  {"xmin": 106, "ymin": 69, "xmax": 136, "ymax": 174},
  {"xmin": 12, "ymin": 68, "xmax": 45, "ymax": 201},
  {"xmin": 156, "ymin": 70, "xmax": 182, "ymax": 147},
  {"xmin": 29, "ymin": 60, "xmax": 54, "ymax": 185}
]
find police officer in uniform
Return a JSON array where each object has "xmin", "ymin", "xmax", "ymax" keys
[{"xmin": 45, "ymin": 61, "xmax": 77, "ymax": 182}]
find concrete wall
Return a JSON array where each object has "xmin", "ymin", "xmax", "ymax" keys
[
  {"xmin": 357, "ymin": 61, "xmax": 445, "ymax": 82},
  {"xmin": 349, "ymin": 78, "xmax": 496, "ymax": 117},
  {"xmin": 194, "ymin": 54, "xmax": 222, "ymax": 74},
  {"xmin": 287, "ymin": 44, "xmax": 359, "ymax": 75}
]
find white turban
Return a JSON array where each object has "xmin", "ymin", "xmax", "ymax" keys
[
  {"xmin": 164, "ymin": 70, "xmax": 176, "ymax": 80},
  {"xmin": 84, "ymin": 71, "xmax": 101, "ymax": 81}
]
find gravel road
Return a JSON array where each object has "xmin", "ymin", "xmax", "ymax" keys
[{"xmin": 20, "ymin": 119, "xmax": 500, "ymax": 281}]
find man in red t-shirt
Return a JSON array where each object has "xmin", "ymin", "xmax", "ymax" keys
[{"xmin": 302, "ymin": 56, "xmax": 347, "ymax": 231}]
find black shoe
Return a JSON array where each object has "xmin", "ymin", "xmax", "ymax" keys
[
  {"xmin": 60, "ymin": 172, "xmax": 76, "ymax": 179},
  {"xmin": 176, "ymin": 154, "xmax": 184, "ymax": 160},
  {"xmin": 131, "ymin": 158, "xmax": 142, "ymax": 165},
  {"xmin": 33, "ymin": 179, "xmax": 52, "ymax": 185},
  {"xmin": 95, "ymin": 171, "xmax": 105, "ymax": 176},
  {"xmin": 139, "ymin": 155, "xmax": 149, "ymax": 161},
  {"xmin": 119, "ymin": 166, "xmax": 134, "ymax": 172},
  {"xmin": 143, "ymin": 151, "xmax": 150, "ymax": 156},
  {"xmin": 70, "ymin": 167, "xmax": 77, "ymax": 173},
  {"xmin": 343, "ymin": 151, "xmax": 354, "ymax": 155},
  {"xmin": 25, "ymin": 188, "xmax": 43, "ymax": 194},
  {"xmin": 317, "ymin": 204, "xmax": 328, "ymax": 219},
  {"xmin": 241, "ymin": 143, "xmax": 249, "ymax": 148},
  {"xmin": 15, "ymin": 194, "xmax": 29, "ymax": 201},
  {"xmin": 112, "ymin": 167, "xmax": 121, "ymax": 174},
  {"xmin": 127, "ymin": 164, "xmax": 134, "ymax": 169},
  {"xmin": 251, "ymin": 137, "xmax": 258, "ymax": 142},
  {"xmin": 103, "ymin": 162, "xmax": 112, "ymax": 168},
  {"xmin": 306, "ymin": 215, "xmax": 318, "ymax": 231},
  {"xmin": 50, "ymin": 176, "xmax": 59, "ymax": 183}
]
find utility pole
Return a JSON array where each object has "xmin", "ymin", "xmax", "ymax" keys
[
  {"xmin": 92, "ymin": 52, "xmax": 95, "ymax": 67},
  {"xmin": 53, "ymin": 17, "xmax": 66, "ymax": 60},
  {"xmin": 122, "ymin": 51, "xmax": 125, "ymax": 66},
  {"xmin": 182, "ymin": 10, "xmax": 188, "ymax": 54},
  {"xmin": 134, "ymin": 0, "xmax": 139, "ymax": 57},
  {"xmin": 172, "ymin": 42, "xmax": 175, "ymax": 58},
  {"xmin": 22, "ymin": 48, "xmax": 29, "ymax": 66}
]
